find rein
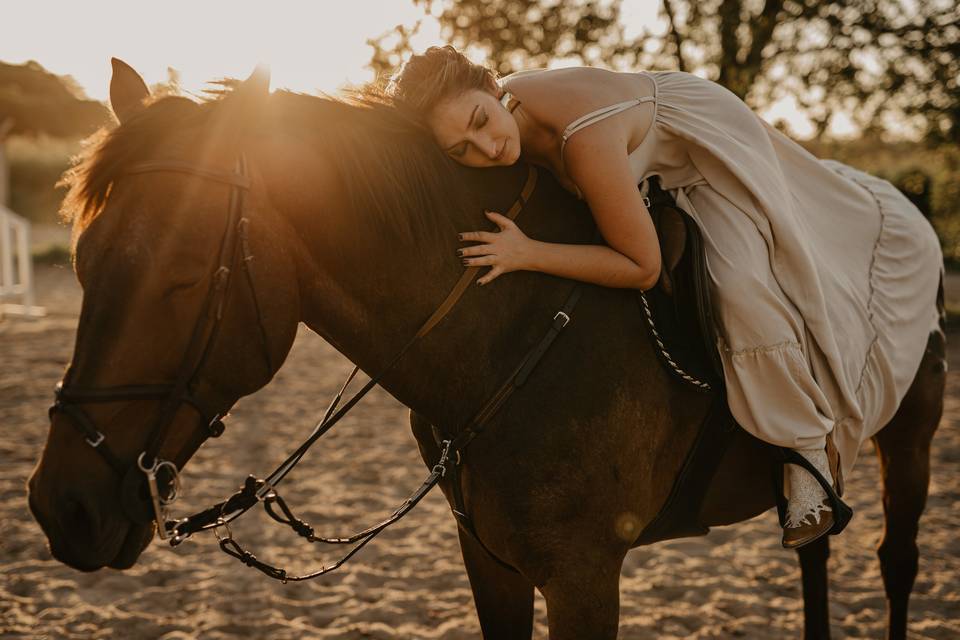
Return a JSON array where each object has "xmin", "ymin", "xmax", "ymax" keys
[{"xmin": 51, "ymin": 157, "xmax": 586, "ymax": 581}]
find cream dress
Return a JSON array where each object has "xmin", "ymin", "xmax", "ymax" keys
[{"xmin": 516, "ymin": 70, "xmax": 943, "ymax": 477}]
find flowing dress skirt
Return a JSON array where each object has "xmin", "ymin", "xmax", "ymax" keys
[{"xmin": 628, "ymin": 71, "xmax": 943, "ymax": 476}]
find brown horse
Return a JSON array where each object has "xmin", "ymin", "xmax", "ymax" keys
[{"xmin": 28, "ymin": 60, "xmax": 944, "ymax": 640}]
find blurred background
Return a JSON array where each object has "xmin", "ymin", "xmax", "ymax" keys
[
  {"xmin": 1, "ymin": 0, "xmax": 957, "ymax": 268},
  {"xmin": 2, "ymin": 3, "xmax": 958, "ymax": 637}
]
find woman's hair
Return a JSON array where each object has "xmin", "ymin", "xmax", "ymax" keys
[{"xmin": 389, "ymin": 45, "xmax": 498, "ymax": 119}]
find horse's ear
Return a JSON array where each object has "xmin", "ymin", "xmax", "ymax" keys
[
  {"xmin": 239, "ymin": 64, "xmax": 271, "ymax": 97},
  {"xmin": 217, "ymin": 64, "xmax": 271, "ymax": 140},
  {"xmin": 110, "ymin": 58, "xmax": 151, "ymax": 124}
]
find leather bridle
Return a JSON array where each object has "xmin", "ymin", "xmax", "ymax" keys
[{"xmin": 49, "ymin": 156, "xmax": 264, "ymax": 536}]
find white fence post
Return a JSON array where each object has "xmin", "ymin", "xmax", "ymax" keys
[
  {"xmin": 0, "ymin": 117, "xmax": 44, "ymax": 318},
  {"xmin": 0, "ymin": 204, "xmax": 44, "ymax": 317},
  {"xmin": 0, "ymin": 117, "xmax": 10, "ymax": 208}
]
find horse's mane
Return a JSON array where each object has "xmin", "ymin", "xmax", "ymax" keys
[{"xmin": 60, "ymin": 82, "xmax": 471, "ymax": 252}]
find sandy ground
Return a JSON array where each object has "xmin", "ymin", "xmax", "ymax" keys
[{"xmin": 1, "ymin": 263, "xmax": 958, "ymax": 639}]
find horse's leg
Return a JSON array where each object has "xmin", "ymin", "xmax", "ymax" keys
[
  {"xmin": 539, "ymin": 555, "xmax": 622, "ymax": 640},
  {"xmin": 872, "ymin": 320, "xmax": 945, "ymax": 640},
  {"xmin": 872, "ymin": 426, "xmax": 937, "ymax": 640},
  {"xmin": 457, "ymin": 527, "xmax": 535, "ymax": 639},
  {"xmin": 797, "ymin": 535, "xmax": 832, "ymax": 639},
  {"xmin": 407, "ymin": 411, "xmax": 535, "ymax": 638}
]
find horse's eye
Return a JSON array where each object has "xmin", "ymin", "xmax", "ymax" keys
[{"xmin": 163, "ymin": 277, "xmax": 205, "ymax": 298}]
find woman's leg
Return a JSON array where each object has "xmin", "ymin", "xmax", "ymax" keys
[
  {"xmin": 680, "ymin": 185, "xmax": 841, "ymax": 544},
  {"xmin": 682, "ymin": 185, "xmax": 836, "ymax": 451}
]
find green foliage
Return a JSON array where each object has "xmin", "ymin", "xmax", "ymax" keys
[
  {"xmin": 369, "ymin": 0, "xmax": 959, "ymax": 143},
  {"xmin": 368, "ymin": 0, "xmax": 642, "ymax": 79},
  {"xmin": 0, "ymin": 60, "xmax": 111, "ymax": 137},
  {"xmin": 6, "ymin": 135, "xmax": 80, "ymax": 224},
  {"xmin": 32, "ymin": 242, "xmax": 71, "ymax": 266}
]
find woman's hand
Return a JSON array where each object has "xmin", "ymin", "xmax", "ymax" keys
[{"xmin": 458, "ymin": 210, "xmax": 535, "ymax": 286}]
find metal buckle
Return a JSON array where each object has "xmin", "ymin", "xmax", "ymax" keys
[
  {"xmin": 432, "ymin": 439, "xmax": 460, "ymax": 477},
  {"xmin": 642, "ymin": 196, "xmax": 651, "ymax": 208},
  {"xmin": 553, "ymin": 311, "xmax": 571, "ymax": 329},
  {"xmin": 85, "ymin": 430, "xmax": 105, "ymax": 448},
  {"xmin": 255, "ymin": 479, "xmax": 277, "ymax": 501},
  {"xmin": 167, "ymin": 518, "xmax": 189, "ymax": 546}
]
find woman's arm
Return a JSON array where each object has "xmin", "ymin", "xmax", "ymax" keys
[
  {"xmin": 526, "ymin": 238, "xmax": 659, "ymax": 289},
  {"xmin": 459, "ymin": 123, "xmax": 662, "ymax": 290},
  {"xmin": 459, "ymin": 212, "xmax": 658, "ymax": 289},
  {"xmin": 460, "ymin": 208, "xmax": 660, "ymax": 290},
  {"xmin": 562, "ymin": 120, "xmax": 662, "ymax": 287}
]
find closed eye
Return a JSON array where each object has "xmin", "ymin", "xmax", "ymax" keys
[
  {"xmin": 163, "ymin": 276, "xmax": 206, "ymax": 299},
  {"xmin": 450, "ymin": 110, "xmax": 487, "ymax": 157}
]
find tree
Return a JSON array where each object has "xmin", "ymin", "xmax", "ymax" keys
[
  {"xmin": 0, "ymin": 60, "xmax": 110, "ymax": 137},
  {"xmin": 368, "ymin": 0, "xmax": 959, "ymax": 142},
  {"xmin": 368, "ymin": 1, "xmax": 640, "ymax": 79}
]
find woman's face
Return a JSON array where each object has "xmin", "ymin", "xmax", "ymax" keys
[{"xmin": 429, "ymin": 87, "xmax": 521, "ymax": 168}]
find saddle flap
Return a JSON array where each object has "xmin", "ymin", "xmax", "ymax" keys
[
  {"xmin": 640, "ymin": 178, "xmax": 723, "ymax": 387},
  {"xmin": 656, "ymin": 207, "xmax": 688, "ymax": 296}
]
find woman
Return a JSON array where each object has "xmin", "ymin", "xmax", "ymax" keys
[{"xmin": 387, "ymin": 45, "xmax": 943, "ymax": 549}]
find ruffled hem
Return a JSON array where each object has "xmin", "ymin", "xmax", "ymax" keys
[
  {"xmin": 821, "ymin": 161, "xmax": 942, "ymax": 474},
  {"xmin": 717, "ymin": 335, "xmax": 834, "ymax": 451}
]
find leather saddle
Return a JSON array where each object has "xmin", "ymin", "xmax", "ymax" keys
[
  {"xmin": 640, "ymin": 177, "xmax": 723, "ymax": 388},
  {"xmin": 633, "ymin": 176, "xmax": 744, "ymax": 545}
]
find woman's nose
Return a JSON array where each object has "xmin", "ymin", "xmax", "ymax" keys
[{"xmin": 480, "ymin": 136, "xmax": 498, "ymax": 159}]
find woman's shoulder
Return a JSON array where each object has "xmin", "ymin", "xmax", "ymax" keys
[
  {"xmin": 503, "ymin": 67, "xmax": 652, "ymax": 132},
  {"xmin": 501, "ymin": 66, "xmax": 630, "ymax": 92},
  {"xmin": 504, "ymin": 68, "xmax": 657, "ymax": 156}
]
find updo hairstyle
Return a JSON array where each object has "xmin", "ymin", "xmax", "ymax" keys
[{"xmin": 389, "ymin": 45, "xmax": 499, "ymax": 119}]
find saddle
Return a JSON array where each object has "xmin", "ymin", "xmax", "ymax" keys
[
  {"xmin": 641, "ymin": 177, "xmax": 723, "ymax": 387},
  {"xmin": 633, "ymin": 176, "xmax": 742, "ymax": 545}
]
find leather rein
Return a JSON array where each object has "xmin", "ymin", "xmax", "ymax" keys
[{"xmin": 50, "ymin": 156, "xmax": 586, "ymax": 581}]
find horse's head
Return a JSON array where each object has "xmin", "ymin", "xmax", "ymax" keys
[{"xmin": 27, "ymin": 59, "xmax": 300, "ymax": 571}]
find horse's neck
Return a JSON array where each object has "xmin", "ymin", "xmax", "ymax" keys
[
  {"xmin": 272, "ymin": 188, "xmax": 484, "ymax": 422},
  {"xmin": 280, "ymin": 164, "xmax": 586, "ymax": 426}
]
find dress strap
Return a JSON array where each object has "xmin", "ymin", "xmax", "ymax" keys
[
  {"xmin": 560, "ymin": 96, "xmax": 656, "ymax": 158},
  {"xmin": 499, "ymin": 90, "xmax": 521, "ymax": 113}
]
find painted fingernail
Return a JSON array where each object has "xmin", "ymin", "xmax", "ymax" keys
[
  {"xmin": 462, "ymin": 259, "xmax": 469, "ymax": 266},
  {"xmin": 456, "ymin": 249, "xmax": 464, "ymax": 257},
  {"xmin": 457, "ymin": 233, "xmax": 464, "ymax": 240}
]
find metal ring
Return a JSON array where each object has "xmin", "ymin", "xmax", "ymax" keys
[
  {"xmin": 155, "ymin": 460, "xmax": 181, "ymax": 504},
  {"xmin": 137, "ymin": 451, "xmax": 157, "ymax": 473},
  {"xmin": 213, "ymin": 504, "xmax": 235, "ymax": 544}
]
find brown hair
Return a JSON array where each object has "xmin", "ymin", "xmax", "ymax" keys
[{"xmin": 389, "ymin": 45, "xmax": 498, "ymax": 119}]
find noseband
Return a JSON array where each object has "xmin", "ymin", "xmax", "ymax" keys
[{"xmin": 49, "ymin": 156, "xmax": 265, "ymax": 535}]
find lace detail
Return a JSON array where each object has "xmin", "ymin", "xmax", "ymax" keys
[{"xmin": 785, "ymin": 448, "xmax": 833, "ymax": 528}]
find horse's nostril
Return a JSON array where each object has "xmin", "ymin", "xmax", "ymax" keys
[{"xmin": 61, "ymin": 494, "xmax": 101, "ymax": 544}]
